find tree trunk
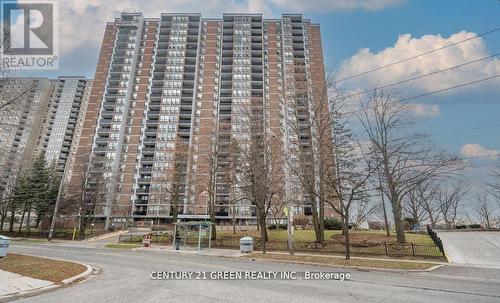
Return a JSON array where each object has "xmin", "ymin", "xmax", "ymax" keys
[
  {"xmin": 310, "ymin": 195, "xmax": 322, "ymax": 242},
  {"xmin": 35, "ymin": 216, "xmax": 41, "ymax": 230},
  {"xmin": 18, "ymin": 207, "xmax": 27, "ymax": 232},
  {"xmin": 378, "ymin": 172, "xmax": 390, "ymax": 236},
  {"xmin": 385, "ymin": 164, "xmax": 405, "ymax": 243},
  {"xmin": 232, "ymin": 204, "xmax": 236, "ymax": 234},
  {"xmin": 343, "ymin": 214, "xmax": 351, "ymax": 260},
  {"xmin": 9, "ymin": 210, "xmax": 15, "ymax": 232},
  {"xmin": 391, "ymin": 200, "xmax": 406, "ymax": 243},
  {"xmin": 318, "ymin": 199, "xmax": 325, "ymax": 242},
  {"xmin": 429, "ymin": 213, "xmax": 436, "ymax": 229},
  {"xmin": 26, "ymin": 208, "xmax": 32, "ymax": 235},
  {"xmin": 0, "ymin": 213, "xmax": 6, "ymax": 231},
  {"xmin": 172, "ymin": 199, "xmax": 179, "ymax": 224},
  {"xmin": 259, "ymin": 216, "xmax": 267, "ymax": 254},
  {"xmin": 209, "ymin": 198, "xmax": 216, "ymax": 240}
]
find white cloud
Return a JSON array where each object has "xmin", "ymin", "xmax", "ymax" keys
[
  {"xmin": 268, "ymin": 0, "xmax": 403, "ymax": 12},
  {"xmin": 57, "ymin": 0, "xmax": 271, "ymax": 55},
  {"xmin": 461, "ymin": 144, "xmax": 499, "ymax": 160},
  {"xmin": 407, "ymin": 103, "xmax": 440, "ymax": 118},
  {"xmin": 56, "ymin": 0, "xmax": 402, "ymax": 60},
  {"xmin": 338, "ymin": 31, "xmax": 500, "ymax": 95}
]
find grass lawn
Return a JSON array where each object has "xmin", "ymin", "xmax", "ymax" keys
[
  {"xmin": 0, "ymin": 254, "xmax": 87, "ymax": 283},
  {"xmin": 242, "ymin": 252, "xmax": 438, "ymax": 270},
  {"xmin": 219, "ymin": 229, "xmax": 433, "ymax": 245},
  {"xmin": 105, "ymin": 243, "xmax": 142, "ymax": 249}
]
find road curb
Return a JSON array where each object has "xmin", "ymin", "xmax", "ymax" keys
[
  {"xmin": 241, "ymin": 256, "xmax": 445, "ymax": 273},
  {"xmin": 61, "ymin": 264, "xmax": 93, "ymax": 285},
  {"xmin": 0, "ymin": 254, "xmax": 97, "ymax": 302}
]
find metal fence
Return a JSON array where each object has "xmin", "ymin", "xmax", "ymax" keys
[
  {"xmin": 427, "ymin": 226, "xmax": 445, "ymax": 257},
  {"xmin": 211, "ymin": 238, "xmax": 443, "ymax": 258}
]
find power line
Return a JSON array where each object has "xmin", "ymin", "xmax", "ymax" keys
[
  {"xmin": 427, "ymin": 123, "xmax": 500, "ymax": 138},
  {"xmin": 398, "ymin": 74, "xmax": 500, "ymax": 103},
  {"xmin": 436, "ymin": 133, "xmax": 500, "ymax": 144},
  {"xmin": 343, "ymin": 53, "xmax": 500, "ymax": 100},
  {"xmin": 335, "ymin": 26, "xmax": 500, "ymax": 84},
  {"xmin": 344, "ymin": 74, "xmax": 500, "ymax": 116}
]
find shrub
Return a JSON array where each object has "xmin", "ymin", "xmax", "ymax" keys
[
  {"xmin": 268, "ymin": 224, "xmax": 287, "ymax": 230},
  {"xmin": 293, "ymin": 215, "xmax": 310, "ymax": 227},
  {"xmin": 455, "ymin": 225, "xmax": 467, "ymax": 229},
  {"xmin": 323, "ymin": 217, "xmax": 342, "ymax": 230},
  {"xmin": 403, "ymin": 218, "xmax": 416, "ymax": 231},
  {"xmin": 468, "ymin": 224, "xmax": 481, "ymax": 229}
]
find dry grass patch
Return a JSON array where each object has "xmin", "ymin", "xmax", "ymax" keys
[
  {"xmin": 0, "ymin": 254, "xmax": 86, "ymax": 283},
  {"xmin": 242, "ymin": 252, "xmax": 438, "ymax": 270},
  {"xmin": 105, "ymin": 243, "xmax": 142, "ymax": 249}
]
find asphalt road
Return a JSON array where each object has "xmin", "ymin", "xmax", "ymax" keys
[
  {"xmin": 9, "ymin": 242, "xmax": 500, "ymax": 303},
  {"xmin": 438, "ymin": 231, "xmax": 500, "ymax": 268}
]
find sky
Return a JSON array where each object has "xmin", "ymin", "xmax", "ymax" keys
[{"xmin": 3, "ymin": 0, "xmax": 500, "ymax": 211}]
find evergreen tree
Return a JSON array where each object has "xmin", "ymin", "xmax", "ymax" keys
[
  {"xmin": 9, "ymin": 154, "xmax": 60, "ymax": 232},
  {"xmin": 9, "ymin": 173, "xmax": 31, "ymax": 231}
]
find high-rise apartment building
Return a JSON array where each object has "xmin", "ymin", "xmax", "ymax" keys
[
  {"xmin": 0, "ymin": 77, "xmax": 93, "ymax": 205},
  {"xmin": 68, "ymin": 13, "xmax": 328, "ymax": 226},
  {"xmin": 0, "ymin": 78, "xmax": 53, "ymax": 201},
  {"xmin": 38, "ymin": 77, "xmax": 93, "ymax": 185}
]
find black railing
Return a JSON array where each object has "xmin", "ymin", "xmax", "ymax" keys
[
  {"xmin": 427, "ymin": 226, "xmax": 446, "ymax": 257},
  {"xmin": 211, "ymin": 238, "xmax": 443, "ymax": 259}
]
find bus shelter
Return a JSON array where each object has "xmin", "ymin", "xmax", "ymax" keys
[{"xmin": 173, "ymin": 221, "xmax": 213, "ymax": 251}]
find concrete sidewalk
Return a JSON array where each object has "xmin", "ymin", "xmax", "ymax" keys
[{"xmin": 0, "ymin": 269, "xmax": 54, "ymax": 300}]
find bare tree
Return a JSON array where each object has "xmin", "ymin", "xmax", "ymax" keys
[
  {"xmin": 282, "ymin": 74, "xmax": 342, "ymax": 244},
  {"xmin": 475, "ymin": 193, "xmax": 494, "ymax": 229},
  {"xmin": 358, "ymin": 90, "xmax": 462, "ymax": 243},
  {"xmin": 372, "ymin": 169, "xmax": 391, "ymax": 236},
  {"xmin": 438, "ymin": 181, "xmax": 468, "ymax": 229},
  {"xmin": 322, "ymin": 95, "xmax": 373, "ymax": 260},
  {"xmin": 349, "ymin": 200, "xmax": 378, "ymax": 229},
  {"xmin": 236, "ymin": 124, "xmax": 283, "ymax": 254},
  {"xmin": 403, "ymin": 188, "xmax": 429, "ymax": 226},
  {"xmin": 485, "ymin": 166, "xmax": 500, "ymax": 206},
  {"xmin": 413, "ymin": 181, "xmax": 440, "ymax": 229},
  {"xmin": 158, "ymin": 144, "xmax": 188, "ymax": 224},
  {"xmin": 62, "ymin": 157, "xmax": 108, "ymax": 238},
  {"xmin": 204, "ymin": 132, "xmax": 219, "ymax": 240}
]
